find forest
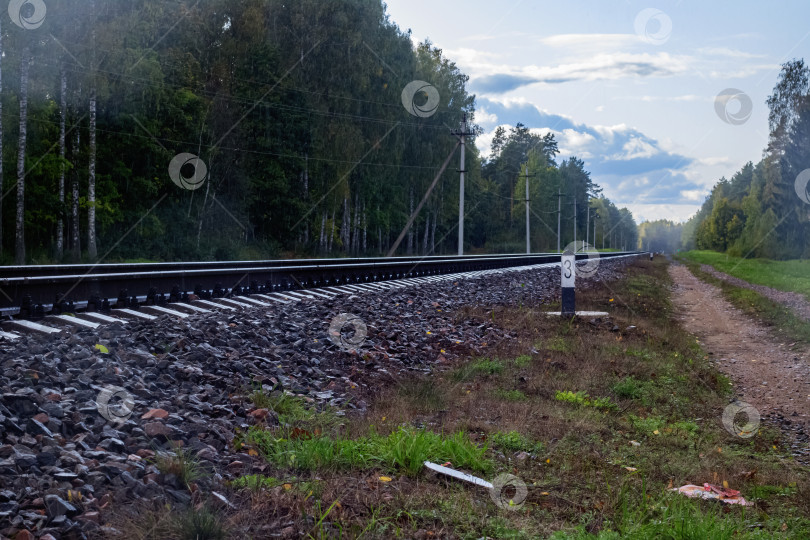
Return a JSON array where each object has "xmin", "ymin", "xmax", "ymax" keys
[
  {"xmin": 0, "ymin": 0, "xmax": 637, "ymax": 264},
  {"xmin": 643, "ymin": 59, "xmax": 810, "ymax": 259}
]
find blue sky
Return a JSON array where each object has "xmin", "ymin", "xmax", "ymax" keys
[{"xmin": 384, "ymin": 0, "xmax": 810, "ymax": 223}]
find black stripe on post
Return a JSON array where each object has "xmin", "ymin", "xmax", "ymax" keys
[{"xmin": 561, "ymin": 253, "xmax": 575, "ymax": 316}]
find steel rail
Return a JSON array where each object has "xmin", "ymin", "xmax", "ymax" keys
[{"xmin": 0, "ymin": 251, "xmax": 640, "ymax": 317}]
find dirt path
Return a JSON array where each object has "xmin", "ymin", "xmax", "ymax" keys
[
  {"xmin": 669, "ymin": 263, "xmax": 810, "ymax": 433},
  {"xmin": 699, "ymin": 264, "xmax": 810, "ymax": 322}
]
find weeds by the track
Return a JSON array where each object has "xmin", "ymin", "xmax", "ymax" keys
[{"xmin": 215, "ymin": 258, "xmax": 810, "ymax": 537}]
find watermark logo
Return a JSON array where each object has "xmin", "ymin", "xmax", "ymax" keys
[
  {"xmin": 722, "ymin": 401, "xmax": 760, "ymax": 438},
  {"xmin": 96, "ymin": 386, "xmax": 135, "ymax": 424},
  {"xmin": 489, "ymin": 473, "xmax": 527, "ymax": 511},
  {"xmin": 401, "ymin": 80, "xmax": 440, "ymax": 118},
  {"xmin": 8, "ymin": 0, "xmax": 46, "ymax": 30},
  {"xmin": 328, "ymin": 313, "xmax": 368, "ymax": 351},
  {"xmin": 168, "ymin": 153, "xmax": 208, "ymax": 191},
  {"xmin": 714, "ymin": 89, "xmax": 752, "ymax": 125},
  {"xmin": 794, "ymin": 168, "xmax": 810, "ymax": 205},
  {"xmin": 563, "ymin": 241, "xmax": 600, "ymax": 278},
  {"xmin": 634, "ymin": 8, "xmax": 672, "ymax": 45}
]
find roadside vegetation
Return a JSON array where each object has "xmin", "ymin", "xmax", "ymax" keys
[
  {"xmin": 211, "ymin": 257, "xmax": 810, "ymax": 538},
  {"xmin": 679, "ymin": 253, "xmax": 810, "ymax": 347},
  {"xmin": 683, "ymin": 251, "xmax": 810, "ymax": 300}
]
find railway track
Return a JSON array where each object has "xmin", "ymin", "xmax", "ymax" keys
[{"xmin": 0, "ymin": 251, "xmax": 641, "ymax": 339}]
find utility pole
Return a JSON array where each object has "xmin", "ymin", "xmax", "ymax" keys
[
  {"xmin": 573, "ymin": 197, "xmax": 577, "ymax": 249},
  {"xmin": 593, "ymin": 213, "xmax": 598, "ymax": 250},
  {"xmin": 602, "ymin": 221, "xmax": 605, "ymax": 250},
  {"xmin": 556, "ymin": 187, "xmax": 561, "ymax": 253},
  {"xmin": 452, "ymin": 113, "xmax": 473, "ymax": 256},
  {"xmin": 523, "ymin": 167, "xmax": 536, "ymax": 254},
  {"xmin": 585, "ymin": 204, "xmax": 590, "ymax": 247}
]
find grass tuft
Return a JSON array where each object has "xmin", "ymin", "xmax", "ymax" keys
[{"xmin": 152, "ymin": 445, "xmax": 204, "ymax": 488}]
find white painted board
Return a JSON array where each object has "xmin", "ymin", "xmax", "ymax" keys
[{"xmin": 561, "ymin": 254, "xmax": 575, "ymax": 288}]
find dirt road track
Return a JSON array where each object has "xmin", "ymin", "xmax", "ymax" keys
[{"xmin": 669, "ymin": 263, "xmax": 810, "ymax": 429}]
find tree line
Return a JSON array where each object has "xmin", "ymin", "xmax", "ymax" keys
[
  {"xmin": 0, "ymin": 0, "xmax": 635, "ymax": 264},
  {"xmin": 680, "ymin": 59, "xmax": 810, "ymax": 259}
]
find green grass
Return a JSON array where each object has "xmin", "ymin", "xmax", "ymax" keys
[
  {"xmin": 249, "ymin": 386, "xmax": 340, "ymax": 433},
  {"xmin": 683, "ymin": 250, "xmax": 810, "ymax": 301},
  {"xmin": 396, "ymin": 379, "xmax": 447, "ymax": 412},
  {"xmin": 176, "ymin": 506, "xmax": 226, "ymax": 540},
  {"xmin": 513, "ymin": 354, "xmax": 532, "ymax": 367},
  {"xmin": 679, "ymin": 254, "xmax": 810, "ymax": 345},
  {"xmin": 552, "ymin": 490, "xmax": 791, "ymax": 539},
  {"xmin": 555, "ymin": 390, "xmax": 617, "ymax": 411},
  {"xmin": 489, "ymin": 430, "xmax": 545, "ymax": 454},
  {"xmin": 536, "ymin": 336, "xmax": 574, "ymax": 353},
  {"xmin": 451, "ymin": 358, "xmax": 504, "ymax": 382},
  {"xmin": 612, "ymin": 376, "xmax": 645, "ymax": 399},
  {"xmin": 244, "ymin": 426, "xmax": 491, "ymax": 476},
  {"xmin": 152, "ymin": 446, "xmax": 204, "ymax": 488},
  {"xmin": 493, "ymin": 388, "xmax": 527, "ymax": 401}
]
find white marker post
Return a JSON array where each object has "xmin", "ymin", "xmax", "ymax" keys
[{"xmin": 561, "ymin": 252, "xmax": 575, "ymax": 316}]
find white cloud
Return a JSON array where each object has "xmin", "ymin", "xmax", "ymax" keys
[
  {"xmin": 697, "ymin": 156, "xmax": 731, "ymax": 167},
  {"xmin": 475, "ymin": 107, "xmax": 498, "ymax": 125},
  {"xmin": 559, "ymin": 128, "xmax": 596, "ymax": 151},
  {"xmin": 638, "ymin": 94, "xmax": 707, "ymax": 102},
  {"xmin": 698, "ymin": 47, "xmax": 767, "ymax": 59},
  {"xmin": 680, "ymin": 189, "xmax": 706, "ymax": 201},
  {"xmin": 471, "ymin": 52, "xmax": 693, "ymax": 92},
  {"xmin": 538, "ymin": 33, "xmax": 641, "ymax": 48},
  {"xmin": 614, "ymin": 138, "xmax": 659, "ymax": 160},
  {"xmin": 626, "ymin": 203, "xmax": 702, "ymax": 223}
]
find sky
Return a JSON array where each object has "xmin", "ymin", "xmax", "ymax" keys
[{"xmin": 384, "ymin": 0, "xmax": 810, "ymax": 223}]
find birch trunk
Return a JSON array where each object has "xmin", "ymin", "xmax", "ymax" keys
[
  {"xmin": 340, "ymin": 196, "xmax": 349, "ymax": 252},
  {"xmin": 406, "ymin": 186, "xmax": 413, "ymax": 255},
  {"xmin": 70, "ymin": 85, "xmax": 81, "ymax": 261},
  {"xmin": 302, "ymin": 156, "xmax": 309, "ymax": 245},
  {"xmin": 319, "ymin": 212, "xmax": 326, "ymax": 252},
  {"xmin": 431, "ymin": 207, "xmax": 437, "ymax": 254},
  {"xmin": 87, "ymin": 24, "xmax": 98, "ymax": 260},
  {"xmin": 0, "ymin": 18, "xmax": 3, "ymax": 257},
  {"xmin": 362, "ymin": 203, "xmax": 367, "ymax": 254},
  {"xmin": 422, "ymin": 212, "xmax": 430, "ymax": 255},
  {"xmin": 14, "ymin": 49, "xmax": 31, "ymax": 265},
  {"xmin": 56, "ymin": 64, "xmax": 66, "ymax": 259},
  {"xmin": 328, "ymin": 209, "xmax": 335, "ymax": 252},
  {"xmin": 352, "ymin": 195, "xmax": 360, "ymax": 255}
]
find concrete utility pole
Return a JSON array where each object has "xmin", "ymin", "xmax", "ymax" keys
[
  {"xmin": 585, "ymin": 204, "xmax": 590, "ymax": 247},
  {"xmin": 573, "ymin": 197, "xmax": 577, "ymax": 249},
  {"xmin": 452, "ymin": 114, "xmax": 474, "ymax": 256},
  {"xmin": 556, "ymin": 187, "xmax": 562, "ymax": 252},
  {"xmin": 523, "ymin": 167, "xmax": 536, "ymax": 254},
  {"xmin": 593, "ymin": 213, "xmax": 598, "ymax": 249}
]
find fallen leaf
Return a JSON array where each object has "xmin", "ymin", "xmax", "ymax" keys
[
  {"xmin": 95, "ymin": 344, "xmax": 109, "ymax": 354},
  {"xmin": 379, "ymin": 476, "xmax": 392, "ymax": 482},
  {"xmin": 625, "ymin": 467, "xmax": 638, "ymax": 472}
]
